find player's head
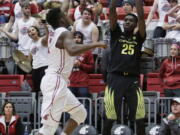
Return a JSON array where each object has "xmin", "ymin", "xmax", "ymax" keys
[
  {"xmin": 123, "ymin": 13, "xmax": 138, "ymax": 33},
  {"xmin": 46, "ymin": 8, "xmax": 69, "ymax": 29},
  {"xmin": 74, "ymin": 31, "xmax": 84, "ymax": 44}
]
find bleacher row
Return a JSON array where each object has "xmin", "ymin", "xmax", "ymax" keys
[
  {"xmin": 0, "ymin": 91, "xmax": 176, "ymax": 134},
  {"xmin": 68, "ymin": 6, "xmax": 159, "ymax": 21},
  {"xmin": 98, "ymin": 0, "xmax": 154, "ymax": 7},
  {"xmin": 0, "ymin": 71, "xmax": 163, "ymax": 95}
]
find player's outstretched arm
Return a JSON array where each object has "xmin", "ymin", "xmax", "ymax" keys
[
  {"xmin": 135, "ymin": 0, "xmax": 146, "ymax": 38},
  {"xmin": 56, "ymin": 31, "xmax": 107, "ymax": 56},
  {"xmin": 109, "ymin": 0, "xmax": 118, "ymax": 31}
]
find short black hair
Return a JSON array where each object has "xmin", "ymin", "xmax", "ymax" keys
[
  {"xmin": 125, "ymin": 13, "xmax": 138, "ymax": 23},
  {"xmin": 46, "ymin": 8, "xmax": 64, "ymax": 29}
]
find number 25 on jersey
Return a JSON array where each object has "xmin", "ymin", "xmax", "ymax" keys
[{"xmin": 121, "ymin": 44, "xmax": 134, "ymax": 55}]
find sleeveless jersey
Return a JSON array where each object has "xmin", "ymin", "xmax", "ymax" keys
[{"xmin": 45, "ymin": 27, "xmax": 74, "ymax": 81}]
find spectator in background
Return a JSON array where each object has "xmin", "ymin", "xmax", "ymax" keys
[
  {"xmin": 72, "ymin": 0, "xmax": 80, "ymax": 8},
  {"xmin": 0, "ymin": 101, "xmax": 24, "ymax": 135},
  {"xmin": 69, "ymin": 31, "xmax": 94, "ymax": 98},
  {"xmin": 0, "ymin": 0, "xmax": 14, "ymax": 24},
  {"xmin": 163, "ymin": 0, "xmax": 180, "ymax": 41},
  {"xmin": 73, "ymin": 8, "xmax": 99, "ymax": 58},
  {"xmin": 159, "ymin": 98, "xmax": 180, "ymax": 135},
  {"xmin": 1, "ymin": 1, "xmax": 37, "ymax": 56},
  {"xmin": 5, "ymin": 0, "xmax": 39, "ymax": 31},
  {"xmin": 74, "ymin": 0, "xmax": 87, "ymax": 21},
  {"xmin": 108, "ymin": 0, "xmax": 123, "ymax": 7},
  {"xmin": 159, "ymin": 43, "xmax": 180, "ymax": 97},
  {"xmin": 168, "ymin": 3, "xmax": 180, "ymax": 23},
  {"xmin": 27, "ymin": 24, "xmax": 48, "ymax": 93},
  {"xmin": 0, "ymin": 1, "xmax": 38, "ymax": 74},
  {"xmin": 122, "ymin": 0, "xmax": 135, "ymax": 14},
  {"xmin": 146, "ymin": 0, "xmax": 171, "ymax": 38}
]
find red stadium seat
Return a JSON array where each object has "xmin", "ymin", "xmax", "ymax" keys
[
  {"xmin": 144, "ymin": 6, "xmax": 159, "ymax": 19},
  {"xmin": 88, "ymin": 74, "xmax": 106, "ymax": 93},
  {"xmin": 116, "ymin": 7, "xmax": 126, "ymax": 20},
  {"xmin": 24, "ymin": 74, "xmax": 34, "ymax": 91},
  {"xmin": 146, "ymin": 73, "xmax": 164, "ymax": 96},
  {"xmin": 0, "ymin": 75, "xmax": 24, "ymax": 92}
]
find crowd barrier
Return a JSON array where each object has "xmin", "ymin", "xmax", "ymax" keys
[
  {"xmin": 37, "ymin": 97, "xmax": 92, "ymax": 128},
  {"xmin": 0, "ymin": 92, "xmax": 178, "ymax": 134}
]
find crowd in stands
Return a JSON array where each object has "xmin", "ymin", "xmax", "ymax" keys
[{"xmin": 0, "ymin": 0, "xmax": 179, "ymax": 134}]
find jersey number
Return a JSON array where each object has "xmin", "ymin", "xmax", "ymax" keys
[{"xmin": 121, "ymin": 44, "xmax": 134, "ymax": 55}]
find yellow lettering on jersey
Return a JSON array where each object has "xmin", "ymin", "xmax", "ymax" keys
[{"xmin": 118, "ymin": 39, "xmax": 137, "ymax": 45}]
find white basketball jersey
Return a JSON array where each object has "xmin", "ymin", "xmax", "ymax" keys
[{"xmin": 45, "ymin": 27, "xmax": 74, "ymax": 81}]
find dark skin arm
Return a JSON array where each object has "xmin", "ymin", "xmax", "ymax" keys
[
  {"xmin": 60, "ymin": 0, "xmax": 73, "ymax": 26},
  {"xmin": 135, "ymin": 0, "xmax": 146, "ymax": 38},
  {"xmin": 41, "ymin": 23, "xmax": 49, "ymax": 46},
  {"xmin": 56, "ymin": 31, "xmax": 107, "ymax": 56},
  {"xmin": 109, "ymin": 0, "xmax": 118, "ymax": 31}
]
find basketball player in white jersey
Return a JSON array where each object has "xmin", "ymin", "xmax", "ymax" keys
[{"xmin": 38, "ymin": 5, "xmax": 106, "ymax": 135}]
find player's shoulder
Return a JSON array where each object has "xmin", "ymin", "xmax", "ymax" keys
[{"xmin": 55, "ymin": 27, "xmax": 69, "ymax": 35}]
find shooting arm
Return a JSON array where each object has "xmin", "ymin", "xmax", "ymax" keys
[
  {"xmin": 136, "ymin": 0, "xmax": 146, "ymax": 38},
  {"xmin": 109, "ymin": 0, "xmax": 118, "ymax": 31}
]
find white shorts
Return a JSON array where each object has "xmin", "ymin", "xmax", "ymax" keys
[{"xmin": 40, "ymin": 73, "xmax": 82, "ymax": 126}]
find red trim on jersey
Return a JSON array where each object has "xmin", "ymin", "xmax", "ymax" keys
[{"xmin": 67, "ymin": 104, "xmax": 82, "ymax": 113}]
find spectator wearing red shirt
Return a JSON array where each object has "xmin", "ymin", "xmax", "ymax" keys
[
  {"xmin": 0, "ymin": 102, "xmax": 24, "ymax": 135},
  {"xmin": 159, "ymin": 43, "xmax": 180, "ymax": 97},
  {"xmin": 69, "ymin": 31, "xmax": 94, "ymax": 98},
  {"xmin": 0, "ymin": 0, "xmax": 14, "ymax": 24}
]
